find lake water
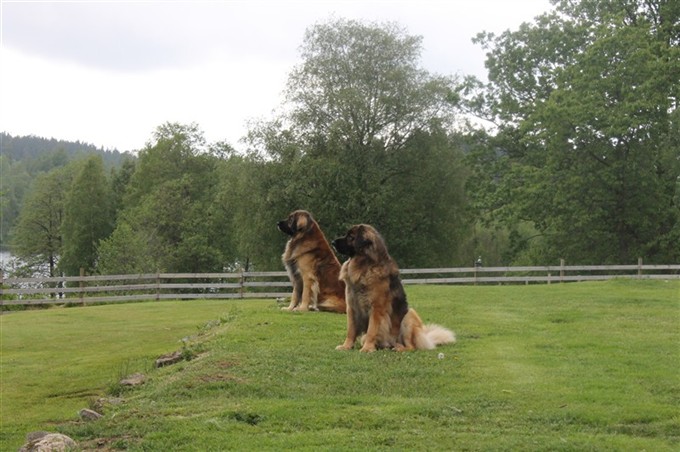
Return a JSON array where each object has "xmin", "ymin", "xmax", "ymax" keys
[
  {"xmin": 0, "ymin": 250, "xmax": 11, "ymax": 268},
  {"xmin": 1, "ymin": 251, "xmax": 51, "ymax": 278},
  {"xmin": 1, "ymin": 251, "xmax": 14, "ymax": 277}
]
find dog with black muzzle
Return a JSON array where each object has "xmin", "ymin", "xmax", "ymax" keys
[
  {"xmin": 333, "ymin": 224, "xmax": 455, "ymax": 352},
  {"xmin": 277, "ymin": 210, "xmax": 346, "ymax": 313}
]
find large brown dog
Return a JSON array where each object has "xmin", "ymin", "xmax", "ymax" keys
[
  {"xmin": 332, "ymin": 224, "xmax": 455, "ymax": 352},
  {"xmin": 277, "ymin": 210, "xmax": 346, "ymax": 313}
]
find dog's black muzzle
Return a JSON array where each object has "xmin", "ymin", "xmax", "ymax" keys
[
  {"xmin": 332, "ymin": 237, "xmax": 354, "ymax": 257},
  {"xmin": 277, "ymin": 220, "xmax": 294, "ymax": 235}
]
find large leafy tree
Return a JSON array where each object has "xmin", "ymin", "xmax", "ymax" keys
[
  {"xmin": 287, "ymin": 19, "xmax": 458, "ymax": 151},
  {"xmin": 465, "ymin": 0, "xmax": 679, "ymax": 264},
  {"xmin": 11, "ymin": 166, "xmax": 75, "ymax": 277},
  {"xmin": 98, "ymin": 123, "xmax": 224, "ymax": 273},
  {"xmin": 60, "ymin": 155, "xmax": 114, "ymax": 275},
  {"xmin": 246, "ymin": 18, "xmax": 469, "ymax": 267}
]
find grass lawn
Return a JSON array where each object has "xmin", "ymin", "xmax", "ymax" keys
[{"xmin": 1, "ymin": 280, "xmax": 678, "ymax": 450}]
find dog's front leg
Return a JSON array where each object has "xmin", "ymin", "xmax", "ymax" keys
[
  {"xmin": 296, "ymin": 276, "xmax": 317, "ymax": 311},
  {"xmin": 360, "ymin": 307, "xmax": 384, "ymax": 353},
  {"xmin": 284, "ymin": 289, "xmax": 298, "ymax": 311},
  {"xmin": 284, "ymin": 273, "xmax": 302, "ymax": 311},
  {"xmin": 336, "ymin": 304, "xmax": 357, "ymax": 350}
]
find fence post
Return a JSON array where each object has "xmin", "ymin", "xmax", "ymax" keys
[
  {"xmin": 156, "ymin": 273, "xmax": 161, "ymax": 301},
  {"xmin": 638, "ymin": 257, "xmax": 643, "ymax": 278},
  {"xmin": 1, "ymin": 270, "xmax": 4, "ymax": 309},
  {"xmin": 474, "ymin": 257, "xmax": 481, "ymax": 286},
  {"xmin": 79, "ymin": 267, "xmax": 85, "ymax": 306},
  {"xmin": 239, "ymin": 270, "xmax": 245, "ymax": 299},
  {"xmin": 560, "ymin": 259, "xmax": 565, "ymax": 283}
]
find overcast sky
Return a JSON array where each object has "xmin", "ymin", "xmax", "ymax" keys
[{"xmin": 0, "ymin": 0, "xmax": 552, "ymax": 153}]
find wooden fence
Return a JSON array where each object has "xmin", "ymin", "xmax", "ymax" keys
[{"xmin": 1, "ymin": 261, "xmax": 679, "ymax": 306}]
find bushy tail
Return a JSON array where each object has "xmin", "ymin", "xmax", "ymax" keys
[{"xmin": 415, "ymin": 324, "xmax": 456, "ymax": 350}]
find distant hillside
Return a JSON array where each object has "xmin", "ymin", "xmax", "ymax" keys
[
  {"xmin": 0, "ymin": 132, "xmax": 136, "ymax": 249},
  {"xmin": 0, "ymin": 132, "xmax": 133, "ymax": 167}
]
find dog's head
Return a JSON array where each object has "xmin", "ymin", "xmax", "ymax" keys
[
  {"xmin": 277, "ymin": 210, "xmax": 315, "ymax": 237},
  {"xmin": 332, "ymin": 224, "xmax": 387, "ymax": 261}
]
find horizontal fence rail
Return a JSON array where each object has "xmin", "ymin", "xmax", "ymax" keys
[{"xmin": 1, "ymin": 263, "xmax": 679, "ymax": 306}]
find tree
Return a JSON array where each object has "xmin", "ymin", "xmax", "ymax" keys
[
  {"xmin": 60, "ymin": 155, "xmax": 114, "ymax": 275},
  {"xmin": 98, "ymin": 123, "xmax": 224, "ymax": 273},
  {"xmin": 464, "ymin": 0, "xmax": 679, "ymax": 264},
  {"xmin": 1, "ymin": 133, "xmax": 133, "ymax": 248},
  {"xmin": 96, "ymin": 221, "xmax": 159, "ymax": 274},
  {"xmin": 0, "ymin": 155, "xmax": 31, "ymax": 247},
  {"xmin": 245, "ymin": 18, "xmax": 470, "ymax": 267},
  {"xmin": 287, "ymin": 19, "xmax": 458, "ymax": 151},
  {"xmin": 11, "ymin": 166, "xmax": 74, "ymax": 277},
  {"xmin": 109, "ymin": 157, "xmax": 136, "ymax": 223}
]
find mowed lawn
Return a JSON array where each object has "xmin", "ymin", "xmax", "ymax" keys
[{"xmin": 1, "ymin": 280, "xmax": 678, "ymax": 450}]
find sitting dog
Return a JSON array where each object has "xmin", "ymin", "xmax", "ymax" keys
[
  {"xmin": 277, "ymin": 210, "xmax": 346, "ymax": 313},
  {"xmin": 332, "ymin": 224, "xmax": 455, "ymax": 351}
]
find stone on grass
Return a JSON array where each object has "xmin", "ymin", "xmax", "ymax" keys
[
  {"xmin": 19, "ymin": 432, "xmax": 77, "ymax": 451},
  {"xmin": 155, "ymin": 350, "xmax": 183, "ymax": 368},
  {"xmin": 79, "ymin": 408, "xmax": 103, "ymax": 421},
  {"xmin": 120, "ymin": 372, "xmax": 146, "ymax": 386}
]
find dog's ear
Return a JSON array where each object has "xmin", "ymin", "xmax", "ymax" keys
[
  {"xmin": 295, "ymin": 211, "xmax": 312, "ymax": 233},
  {"xmin": 354, "ymin": 226, "xmax": 371, "ymax": 250},
  {"xmin": 355, "ymin": 225, "xmax": 378, "ymax": 260},
  {"xmin": 359, "ymin": 225, "xmax": 389, "ymax": 262}
]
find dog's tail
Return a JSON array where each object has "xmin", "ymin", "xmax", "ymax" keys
[{"xmin": 415, "ymin": 324, "xmax": 456, "ymax": 350}]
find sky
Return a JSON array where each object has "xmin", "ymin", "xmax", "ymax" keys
[{"xmin": 0, "ymin": 0, "xmax": 552, "ymax": 153}]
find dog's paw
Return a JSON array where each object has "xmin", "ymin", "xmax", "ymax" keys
[
  {"xmin": 393, "ymin": 343, "xmax": 413, "ymax": 352},
  {"xmin": 336, "ymin": 343, "xmax": 353, "ymax": 351},
  {"xmin": 359, "ymin": 344, "xmax": 377, "ymax": 353}
]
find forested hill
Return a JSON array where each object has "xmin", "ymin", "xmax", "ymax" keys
[
  {"xmin": 0, "ymin": 132, "xmax": 135, "ymax": 248},
  {"xmin": 0, "ymin": 132, "xmax": 132, "ymax": 167}
]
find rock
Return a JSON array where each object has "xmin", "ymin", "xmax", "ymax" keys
[
  {"xmin": 120, "ymin": 372, "xmax": 146, "ymax": 386},
  {"xmin": 79, "ymin": 408, "xmax": 103, "ymax": 421},
  {"xmin": 155, "ymin": 350, "xmax": 183, "ymax": 368},
  {"xmin": 19, "ymin": 432, "xmax": 77, "ymax": 451},
  {"xmin": 24, "ymin": 432, "xmax": 50, "ymax": 443},
  {"xmin": 92, "ymin": 397, "xmax": 124, "ymax": 413}
]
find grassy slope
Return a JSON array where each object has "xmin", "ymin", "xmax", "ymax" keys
[{"xmin": 1, "ymin": 280, "xmax": 678, "ymax": 450}]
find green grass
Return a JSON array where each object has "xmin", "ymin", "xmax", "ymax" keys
[{"xmin": 1, "ymin": 280, "xmax": 678, "ymax": 450}]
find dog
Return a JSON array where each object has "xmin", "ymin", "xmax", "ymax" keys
[
  {"xmin": 332, "ymin": 224, "xmax": 455, "ymax": 352},
  {"xmin": 277, "ymin": 210, "xmax": 346, "ymax": 313}
]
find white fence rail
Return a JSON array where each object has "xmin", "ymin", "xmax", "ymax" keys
[{"xmin": 2, "ymin": 263, "xmax": 679, "ymax": 306}]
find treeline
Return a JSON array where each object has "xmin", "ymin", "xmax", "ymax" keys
[
  {"xmin": 3, "ymin": 1, "xmax": 678, "ymax": 277},
  {"xmin": 0, "ymin": 133, "xmax": 133, "ymax": 247}
]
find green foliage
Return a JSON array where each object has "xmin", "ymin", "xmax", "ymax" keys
[
  {"xmin": 103, "ymin": 122, "xmax": 226, "ymax": 273},
  {"xmin": 60, "ymin": 155, "xmax": 114, "ymax": 275},
  {"xmin": 1, "ymin": 281, "xmax": 678, "ymax": 450},
  {"xmin": 287, "ymin": 18, "xmax": 458, "ymax": 148},
  {"xmin": 465, "ymin": 0, "xmax": 680, "ymax": 264},
  {"xmin": 6, "ymin": 6, "xmax": 679, "ymax": 271},
  {"xmin": 0, "ymin": 132, "xmax": 133, "ymax": 247},
  {"xmin": 10, "ymin": 166, "xmax": 75, "ymax": 276},
  {"xmin": 0, "ymin": 155, "xmax": 31, "ymax": 248},
  {"xmin": 244, "ymin": 18, "xmax": 470, "ymax": 267},
  {"xmin": 96, "ymin": 222, "xmax": 158, "ymax": 274}
]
